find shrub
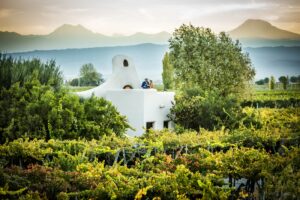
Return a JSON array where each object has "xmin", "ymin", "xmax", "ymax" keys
[
  {"xmin": 0, "ymin": 81, "xmax": 130, "ymax": 142},
  {"xmin": 170, "ymin": 90, "xmax": 258, "ymax": 131}
]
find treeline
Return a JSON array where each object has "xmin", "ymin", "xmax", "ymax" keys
[
  {"xmin": 255, "ymin": 75, "xmax": 300, "ymax": 90},
  {"xmin": 0, "ymin": 54, "xmax": 62, "ymax": 90},
  {"xmin": 0, "ymin": 54, "xmax": 130, "ymax": 144},
  {"xmin": 67, "ymin": 63, "xmax": 104, "ymax": 87},
  {"xmin": 256, "ymin": 75, "xmax": 300, "ymax": 85}
]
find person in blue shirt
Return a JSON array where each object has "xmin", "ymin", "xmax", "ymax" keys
[{"xmin": 141, "ymin": 78, "xmax": 150, "ymax": 89}]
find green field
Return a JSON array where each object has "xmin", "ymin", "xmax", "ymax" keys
[{"xmin": 67, "ymin": 86, "xmax": 96, "ymax": 92}]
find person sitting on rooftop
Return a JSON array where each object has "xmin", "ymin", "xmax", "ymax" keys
[
  {"xmin": 149, "ymin": 80, "xmax": 154, "ymax": 88},
  {"xmin": 141, "ymin": 78, "xmax": 150, "ymax": 89}
]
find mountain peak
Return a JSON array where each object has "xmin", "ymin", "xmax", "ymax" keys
[
  {"xmin": 243, "ymin": 19, "xmax": 272, "ymax": 27},
  {"xmin": 229, "ymin": 19, "xmax": 300, "ymax": 39},
  {"xmin": 49, "ymin": 24, "xmax": 94, "ymax": 36}
]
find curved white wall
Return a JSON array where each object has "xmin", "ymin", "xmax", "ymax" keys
[{"xmin": 77, "ymin": 55, "xmax": 141, "ymax": 98}]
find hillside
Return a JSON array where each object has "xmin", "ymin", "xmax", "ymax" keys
[{"xmin": 8, "ymin": 44, "xmax": 300, "ymax": 81}]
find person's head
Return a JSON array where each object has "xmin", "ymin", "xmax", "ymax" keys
[
  {"xmin": 145, "ymin": 78, "xmax": 148, "ymax": 81},
  {"xmin": 150, "ymin": 80, "xmax": 153, "ymax": 83}
]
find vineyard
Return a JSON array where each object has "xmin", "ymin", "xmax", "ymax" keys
[{"xmin": 0, "ymin": 105, "xmax": 299, "ymax": 199}]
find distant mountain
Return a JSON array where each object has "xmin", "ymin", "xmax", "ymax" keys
[
  {"xmin": 229, "ymin": 19, "xmax": 300, "ymax": 47},
  {"xmin": 8, "ymin": 43, "xmax": 300, "ymax": 81},
  {"xmin": 2, "ymin": 20, "xmax": 300, "ymax": 52},
  {"xmin": 0, "ymin": 24, "xmax": 171, "ymax": 52},
  {"xmin": 48, "ymin": 24, "xmax": 95, "ymax": 37},
  {"xmin": 229, "ymin": 19, "xmax": 300, "ymax": 39}
]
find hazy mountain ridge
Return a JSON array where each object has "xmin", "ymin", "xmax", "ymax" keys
[
  {"xmin": 2, "ymin": 20, "xmax": 300, "ymax": 52},
  {"xmin": 0, "ymin": 24, "xmax": 171, "ymax": 52},
  {"xmin": 8, "ymin": 44, "xmax": 300, "ymax": 81}
]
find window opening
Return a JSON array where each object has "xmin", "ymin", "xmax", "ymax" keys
[
  {"xmin": 146, "ymin": 122, "xmax": 155, "ymax": 132},
  {"xmin": 123, "ymin": 59, "xmax": 129, "ymax": 67},
  {"xmin": 163, "ymin": 121, "xmax": 169, "ymax": 128}
]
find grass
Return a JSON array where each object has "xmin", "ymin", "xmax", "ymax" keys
[
  {"xmin": 67, "ymin": 86, "xmax": 96, "ymax": 92},
  {"xmin": 154, "ymin": 84, "xmax": 164, "ymax": 91},
  {"xmin": 251, "ymin": 84, "xmax": 300, "ymax": 100},
  {"xmin": 254, "ymin": 83, "xmax": 300, "ymax": 91}
]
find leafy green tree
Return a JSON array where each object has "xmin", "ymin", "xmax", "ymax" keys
[
  {"xmin": 255, "ymin": 79, "xmax": 265, "ymax": 85},
  {"xmin": 169, "ymin": 24, "xmax": 255, "ymax": 97},
  {"xmin": 256, "ymin": 77, "xmax": 270, "ymax": 85},
  {"xmin": 162, "ymin": 52, "xmax": 174, "ymax": 90},
  {"xmin": 69, "ymin": 78, "xmax": 79, "ymax": 86},
  {"xmin": 279, "ymin": 76, "xmax": 288, "ymax": 90},
  {"xmin": 290, "ymin": 75, "xmax": 299, "ymax": 83},
  {"xmin": 79, "ymin": 63, "xmax": 103, "ymax": 86},
  {"xmin": 264, "ymin": 77, "xmax": 269, "ymax": 84},
  {"xmin": 269, "ymin": 76, "xmax": 275, "ymax": 90}
]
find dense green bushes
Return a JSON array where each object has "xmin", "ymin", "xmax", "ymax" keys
[
  {"xmin": 242, "ymin": 90, "xmax": 300, "ymax": 108},
  {"xmin": 170, "ymin": 88, "xmax": 299, "ymax": 133},
  {"xmin": 241, "ymin": 98, "xmax": 300, "ymax": 108},
  {"xmin": 170, "ymin": 90, "xmax": 260, "ymax": 131},
  {"xmin": 0, "ymin": 55, "xmax": 130, "ymax": 143},
  {"xmin": 0, "ymin": 81, "xmax": 130, "ymax": 142}
]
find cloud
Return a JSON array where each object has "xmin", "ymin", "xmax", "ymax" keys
[
  {"xmin": 0, "ymin": 9, "xmax": 21, "ymax": 18},
  {"xmin": 0, "ymin": 0, "xmax": 300, "ymax": 34}
]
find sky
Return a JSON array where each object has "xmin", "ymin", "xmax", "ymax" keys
[{"xmin": 0, "ymin": 0, "xmax": 300, "ymax": 35}]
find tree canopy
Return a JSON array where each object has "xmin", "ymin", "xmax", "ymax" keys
[
  {"xmin": 0, "ymin": 53, "xmax": 62, "ymax": 90},
  {"xmin": 279, "ymin": 76, "xmax": 288, "ymax": 90},
  {"xmin": 162, "ymin": 52, "xmax": 174, "ymax": 90},
  {"xmin": 290, "ymin": 75, "xmax": 300, "ymax": 83},
  {"xmin": 79, "ymin": 63, "xmax": 103, "ymax": 86},
  {"xmin": 169, "ymin": 24, "xmax": 255, "ymax": 97},
  {"xmin": 269, "ymin": 76, "xmax": 275, "ymax": 90}
]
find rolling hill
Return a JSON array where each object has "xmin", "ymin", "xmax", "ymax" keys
[{"xmin": 8, "ymin": 44, "xmax": 300, "ymax": 81}]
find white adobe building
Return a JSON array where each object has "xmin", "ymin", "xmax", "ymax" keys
[{"xmin": 76, "ymin": 55, "xmax": 175, "ymax": 137}]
